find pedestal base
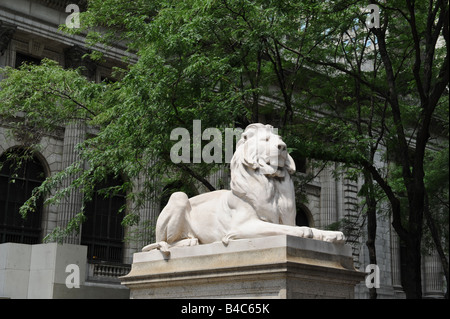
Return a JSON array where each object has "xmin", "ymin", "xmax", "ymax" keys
[{"xmin": 120, "ymin": 235, "xmax": 365, "ymax": 299}]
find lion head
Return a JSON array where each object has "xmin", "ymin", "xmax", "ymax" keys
[{"xmin": 230, "ymin": 124, "xmax": 297, "ymax": 225}]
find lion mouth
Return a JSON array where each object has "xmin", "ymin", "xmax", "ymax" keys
[
  {"xmin": 262, "ymin": 158, "xmax": 286, "ymax": 177},
  {"xmin": 266, "ymin": 156, "xmax": 285, "ymax": 168}
]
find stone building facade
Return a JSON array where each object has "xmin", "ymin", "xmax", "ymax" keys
[{"xmin": 0, "ymin": 0, "xmax": 445, "ymax": 298}]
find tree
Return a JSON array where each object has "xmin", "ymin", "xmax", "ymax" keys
[
  {"xmin": 285, "ymin": 0, "xmax": 449, "ymax": 298},
  {"xmin": 1, "ymin": 0, "xmax": 448, "ymax": 298}
]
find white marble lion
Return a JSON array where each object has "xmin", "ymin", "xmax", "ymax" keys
[{"xmin": 143, "ymin": 123, "xmax": 345, "ymax": 254}]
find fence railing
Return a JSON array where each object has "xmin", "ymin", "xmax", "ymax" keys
[{"xmin": 86, "ymin": 262, "xmax": 131, "ymax": 283}]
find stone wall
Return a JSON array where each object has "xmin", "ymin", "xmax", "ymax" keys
[{"xmin": 0, "ymin": 242, "xmax": 129, "ymax": 298}]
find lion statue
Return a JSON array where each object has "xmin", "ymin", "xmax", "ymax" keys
[{"xmin": 142, "ymin": 123, "xmax": 345, "ymax": 254}]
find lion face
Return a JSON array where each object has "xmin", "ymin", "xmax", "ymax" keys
[{"xmin": 236, "ymin": 124, "xmax": 296, "ymax": 177}]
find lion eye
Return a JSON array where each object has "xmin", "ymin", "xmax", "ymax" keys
[{"xmin": 266, "ymin": 137, "xmax": 269, "ymax": 141}]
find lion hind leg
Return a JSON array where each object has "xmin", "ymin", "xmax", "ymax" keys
[
  {"xmin": 142, "ymin": 192, "xmax": 197, "ymax": 256},
  {"xmin": 156, "ymin": 192, "xmax": 193, "ymax": 244}
]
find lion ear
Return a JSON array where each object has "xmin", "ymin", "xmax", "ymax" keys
[
  {"xmin": 285, "ymin": 154, "xmax": 296, "ymax": 174},
  {"xmin": 239, "ymin": 131, "xmax": 259, "ymax": 169}
]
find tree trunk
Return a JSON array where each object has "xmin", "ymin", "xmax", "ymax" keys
[
  {"xmin": 401, "ymin": 236, "xmax": 423, "ymax": 299},
  {"xmin": 364, "ymin": 171, "xmax": 378, "ymax": 299},
  {"xmin": 397, "ymin": 181, "xmax": 424, "ymax": 299}
]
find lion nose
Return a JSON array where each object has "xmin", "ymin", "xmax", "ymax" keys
[{"xmin": 277, "ymin": 142, "xmax": 286, "ymax": 151}]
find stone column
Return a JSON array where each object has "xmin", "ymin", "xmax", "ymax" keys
[
  {"xmin": 423, "ymin": 249, "xmax": 445, "ymax": 298},
  {"xmin": 320, "ymin": 167, "xmax": 337, "ymax": 228},
  {"xmin": 342, "ymin": 177, "xmax": 361, "ymax": 269},
  {"xmin": 390, "ymin": 227, "xmax": 403, "ymax": 292},
  {"xmin": 57, "ymin": 120, "xmax": 86, "ymax": 244},
  {"xmin": 56, "ymin": 45, "xmax": 95, "ymax": 244}
]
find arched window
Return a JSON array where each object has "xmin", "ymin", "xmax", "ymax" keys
[
  {"xmin": 81, "ymin": 176, "xmax": 126, "ymax": 263},
  {"xmin": 296, "ymin": 206, "xmax": 311, "ymax": 227},
  {"xmin": 0, "ymin": 149, "xmax": 45, "ymax": 244}
]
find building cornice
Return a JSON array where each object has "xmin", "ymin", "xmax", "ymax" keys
[
  {"xmin": 0, "ymin": 0, "xmax": 137, "ymax": 63},
  {"xmin": 34, "ymin": 0, "xmax": 87, "ymax": 11}
]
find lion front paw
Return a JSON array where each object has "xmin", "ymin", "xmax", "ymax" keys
[
  {"xmin": 295, "ymin": 226, "xmax": 314, "ymax": 239},
  {"xmin": 323, "ymin": 231, "xmax": 346, "ymax": 243},
  {"xmin": 309, "ymin": 229, "xmax": 346, "ymax": 243}
]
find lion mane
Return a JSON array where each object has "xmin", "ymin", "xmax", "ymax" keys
[{"xmin": 230, "ymin": 123, "xmax": 297, "ymax": 225}]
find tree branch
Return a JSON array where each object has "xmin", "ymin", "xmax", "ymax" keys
[
  {"xmin": 175, "ymin": 162, "xmax": 216, "ymax": 192},
  {"xmin": 44, "ymin": 88, "xmax": 97, "ymax": 118}
]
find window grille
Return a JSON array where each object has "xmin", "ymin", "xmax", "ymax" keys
[
  {"xmin": 0, "ymin": 150, "xmax": 45, "ymax": 244},
  {"xmin": 81, "ymin": 176, "xmax": 126, "ymax": 263}
]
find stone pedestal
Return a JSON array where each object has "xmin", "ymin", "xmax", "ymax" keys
[{"xmin": 120, "ymin": 235, "xmax": 365, "ymax": 299}]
